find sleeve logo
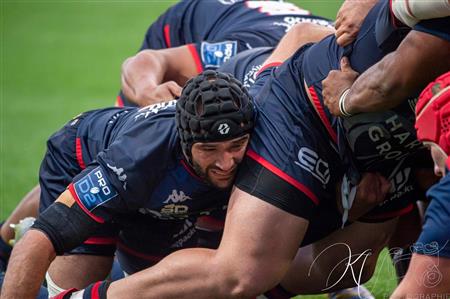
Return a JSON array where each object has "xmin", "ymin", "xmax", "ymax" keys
[
  {"xmin": 73, "ymin": 166, "xmax": 118, "ymax": 211},
  {"xmin": 200, "ymin": 41, "xmax": 237, "ymax": 68}
]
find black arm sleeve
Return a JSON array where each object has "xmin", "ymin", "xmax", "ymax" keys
[{"xmin": 32, "ymin": 202, "xmax": 102, "ymax": 255}]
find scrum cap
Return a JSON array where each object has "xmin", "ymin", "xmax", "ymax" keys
[
  {"xmin": 175, "ymin": 70, "xmax": 254, "ymax": 157},
  {"xmin": 415, "ymin": 71, "xmax": 450, "ymax": 167}
]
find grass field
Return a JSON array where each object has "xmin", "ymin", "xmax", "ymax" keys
[{"xmin": 1, "ymin": 1, "xmax": 398, "ymax": 297}]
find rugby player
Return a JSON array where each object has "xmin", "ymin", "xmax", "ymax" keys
[
  {"xmin": 321, "ymin": 0, "xmax": 449, "ymax": 283},
  {"xmin": 0, "ymin": 0, "xmax": 334, "ymax": 251},
  {"xmin": 118, "ymin": 0, "xmax": 333, "ymax": 107},
  {"xmin": 1, "ymin": 71, "xmax": 256, "ymax": 298},
  {"xmin": 41, "ymin": 1, "xmax": 446, "ymax": 298},
  {"xmin": 392, "ymin": 72, "xmax": 450, "ymax": 297},
  {"xmin": 3, "ymin": 18, "xmax": 394, "ymax": 298}
]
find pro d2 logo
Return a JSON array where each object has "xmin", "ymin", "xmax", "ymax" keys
[{"xmin": 218, "ymin": 123, "xmax": 230, "ymax": 135}]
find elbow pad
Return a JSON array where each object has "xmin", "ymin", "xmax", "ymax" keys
[
  {"xmin": 32, "ymin": 202, "xmax": 102, "ymax": 255},
  {"xmin": 392, "ymin": 0, "xmax": 450, "ymax": 27}
]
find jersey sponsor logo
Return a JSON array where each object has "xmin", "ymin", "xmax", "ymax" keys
[
  {"xmin": 379, "ymin": 163, "xmax": 414, "ymax": 206},
  {"xmin": 217, "ymin": 0, "xmax": 241, "ymax": 4},
  {"xmin": 294, "ymin": 147, "xmax": 330, "ymax": 185},
  {"xmin": 200, "ymin": 41, "xmax": 237, "ymax": 69},
  {"xmin": 245, "ymin": 1, "xmax": 309, "ymax": 16},
  {"xmin": 274, "ymin": 16, "xmax": 333, "ymax": 32},
  {"xmin": 164, "ymin": 190, "xmax": 191, "ymax": 204},
  {"xmin": 243, "ymin": 64, "xmax": 263, "ymax": 88},
  {"xmin": 106, "ymin": 163, "xmax": 128, "ymax": 190},
  {"xmin": 366, "ymin": 114, "xmax": 424, "ymax": 161},
  {"xmin": 171, "ymin": 219, "xmax": 196, "ymax": 248},
  {"xmin": 218, "ymin": 123, "xmax": 230, "ymax": 135},
  {"xmin": 73, "ymin": 166, "xmax": 118, "ymax": 211},
  {"xmin": 134, "ymin": 100, "xmax": 177, "ymax": 121}
]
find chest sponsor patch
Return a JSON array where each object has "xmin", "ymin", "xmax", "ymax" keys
[
  {"xmin": 73, "ymin": 166, "xmax": 118, "ymax": 211},
  {"xmin": 200, "ymin": 41, "xmax": 237, "ymax": 68}
]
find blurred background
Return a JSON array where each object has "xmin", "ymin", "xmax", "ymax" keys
[{"xmin": 1, "ymin": 1, "xmax": 396, "ymax": 297}]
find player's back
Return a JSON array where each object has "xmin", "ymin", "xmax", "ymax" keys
[
  {"xmin": 76, "ymin": 101, "xmax": 178, "ymax": 166},
  {"xmin": 141, "ymin": 0, "xmax": 331, "ymax": 52},
  {"xmin": 218, "ymin": 46, "xmax": 273, "ymax": 89}
]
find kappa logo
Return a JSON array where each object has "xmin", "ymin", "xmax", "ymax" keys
[
  {"xmin": 106, "ymin": 163, "xmax": 127, "ymax": 190},
  {"xmin": 164, "ymin": 190, "xmax": 191, "ymax": 204},
  {"xmin": 294, "ymin": 147, "xmax": 330, "ymax": 185},
  {"xmin": 218, "ymin": 123, "xmax": 230, "ymax": 135}
]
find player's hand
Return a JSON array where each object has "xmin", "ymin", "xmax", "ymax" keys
[
  {"xmin": 122, "ymin": 79, "xmax": 182, "ymax": 107},
  {"xmin": 335, "ymin": 0, "xmax": 377, "ymax": 46},
  {"xmin": 348, "ymin": 172, "xmax": 391, "ymax": 221},
  {"xmin": 140, "ymin": 81, "xmax": 182, "ymax": 105},
  {"xmin": 322, "ymin": 57, "xmax": 359, "ymax": 116}
]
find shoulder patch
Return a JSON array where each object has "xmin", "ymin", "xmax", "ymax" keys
[
  {"xmin": 200, "ymin": 41, "xmax": 238, "ymax": 68},
  {"xmin": 73, "ymin": 166, "xmax": 118, "ymax": 211}
]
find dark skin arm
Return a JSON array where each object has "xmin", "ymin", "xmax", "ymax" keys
[{"xmin": 323, "ymin": 30, "xmax": 450, "ymax": 116}]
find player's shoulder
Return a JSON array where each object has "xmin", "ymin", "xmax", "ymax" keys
[{"xmin": 121, "ymin": 100, "xmax": 179, "ymax": 152}]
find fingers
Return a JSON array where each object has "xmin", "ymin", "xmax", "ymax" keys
[
  {"xmin": 340, "ymin": 57, "xmax": 351, "ymax": 71},
  {"xmin": 166, "ymin": 81, "xmax": 183, "ymax": 98},
  {"xmin": 336, "ymin": 32, "xmax": 356, "ymax": 47}
]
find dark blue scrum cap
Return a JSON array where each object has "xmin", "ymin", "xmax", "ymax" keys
[{"xmin": 175, "ymin": 70, "xmax": 255, "ymax": 156}]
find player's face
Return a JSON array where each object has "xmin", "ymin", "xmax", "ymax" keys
[
  {"xmin": 191, "ymin": 134, "xmax": 250, "ymax": 189},
  {"xmin": 425, "ymin": 142, "xmax": 448, "ymax": 177}
]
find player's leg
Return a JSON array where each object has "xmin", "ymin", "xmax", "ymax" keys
[{"xmin": 46, "ymin": 254, "xmax": 114, "ymax": 296}]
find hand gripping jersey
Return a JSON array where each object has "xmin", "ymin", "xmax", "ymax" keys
[
  {"xmin": 235, "ymin": 0, "xmax": 449, "ymax": 244},
  {"xmin": 118, "ymin": 0, "xmax": 332, "ymax": 106}
]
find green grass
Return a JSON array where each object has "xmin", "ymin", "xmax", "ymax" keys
[{"xmin": 1, "ymin": 1, "xmax": 397, "ymax": 297}]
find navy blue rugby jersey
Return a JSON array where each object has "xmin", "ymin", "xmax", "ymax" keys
[
  {"xmin": 68, "ymin": 101, "xmax": 230, "ymax": 224},
  {"xmin": 416, "ymin": 171, "xmax": 450, "ymax": 258},
  {"xmin": 235, "ymin": 0, "xmax": 438, "ymax": 221},
  {"xmin": 141, "ymin": 0, "xmax": 332, "ymax": 70},
  {"xmin": 218, "ymin": 47, "xmax": 273, "ymax": 89}
]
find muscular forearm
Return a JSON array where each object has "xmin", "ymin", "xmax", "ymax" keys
[
  {"xmin": 121, "ymin": 50, "xmax": 167, "ymax": 102},
  {"xmin": 108, "ymin": 248, "xmax": 247, "ymax": 299},
  {"xmin": 345, "ymin": 31, "xmax": 450, "ymax": 114},
  {"xmin": 1, "ymin": 229, "xmax": 56, "ymax": 299}
]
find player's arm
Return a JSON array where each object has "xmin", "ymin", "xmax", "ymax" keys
[
  {"xmin": 1, "ymin": 190, "xmax": 89, "ymax": 299},
  {"xmin": 263, "ymin": 22, "xmax": 335, "ymax": 66},
  {"xmin": 104, "ymin": 187, "xmax": 308, "ymax": 299},
  {"xmin": 323, "ymin": 30, "xmax": 450, "ymax": 116},
  {"xmin": 121, "ymin": 45, "xmax": 199, "ymax": 106},
  {"xmin": 392, "ymin": 253, "xmax": 450, "ymax": 297}
]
